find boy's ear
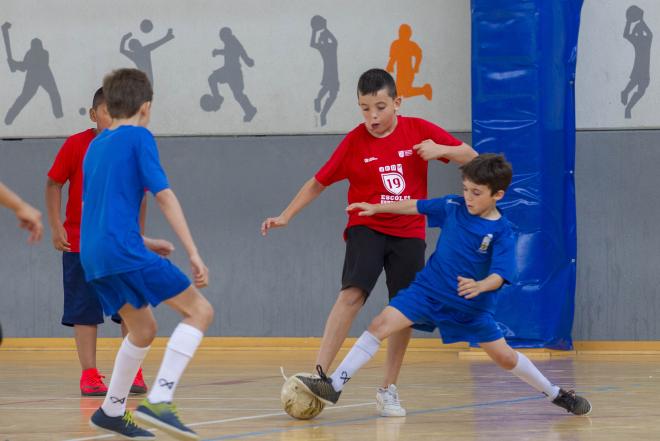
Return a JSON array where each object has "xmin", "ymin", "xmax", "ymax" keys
[
  {"xmin": 140, "ymin": 101, "xmax": 152, "ymax": 114},
  {"xmin": 89, "ymin": 108, "xmax": 97, "ymax": 123},
  {"xmin": 493, "ymin": 189, "xmax": 505, "ymax": 201},
  {"xmin": 394, "ymin": 96, "xmax": 402, "ymax": 111}
]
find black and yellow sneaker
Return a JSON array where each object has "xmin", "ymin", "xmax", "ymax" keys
[
  {"xmin": 552, "ymin": 389, "xmax": 592, "ymax": 415},
  {"xmin": 294, "ymin": 365, "xmax": 342, "ymax": 405},
  {"xmin": 89, "ymin": 408, "xmax": 155, "ymax": 439}
]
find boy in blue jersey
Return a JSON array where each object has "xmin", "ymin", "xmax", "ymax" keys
[
  {"xmin": 295, "ymin": 154, "xmax": 592, "ymax": 416},
  {"xmin": 83, "ymin": 68, "xmax": 213, "ymax": 441}
]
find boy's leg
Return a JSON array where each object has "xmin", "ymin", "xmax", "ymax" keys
[
  {"xmin": 74, "ymin": 324, "xmax": 98, "ymax": 370},
  {"xmin": 296, "ymin": 307, "xmax": 413, "ymax": 404},
  {"xmin": 90, "ymin": 304, "xmax": 156, "ymax": 440},
  {"xmin": 378, "ymin": 235, "xmax": 425, "ymax": 415},
  {"xmin": 134, "ymin": 285, "xmax": 213, "ymax": 440},
  {"xmin": 147, "ymin": 285, "xmax": 213, "ymax": 403},
  {"xmin": 118, "ymin": 316, "xmax": 148, "ymax": 395},
  {"xmin": 100, "ymin": 305, "xmax": 156, "ymax": 418},
  {"xmin": 62, "ymin": 252, "xmax": 108, "ymax": 396},
  {"xmin": 316, "ymin": 226, "xmax": 386, "ymax": 372},
  {"xmin": 480, "ymin": 339, "xmax": 591, "ymax": 415},
  {"xmin": 315, "ymin": 286, "xmax": 366, "ymax": 371}
]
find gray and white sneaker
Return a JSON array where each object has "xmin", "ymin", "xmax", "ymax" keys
[
  {"xmin": 294, "ymin": 365, "xmax": 341, "ymax": 405},
  {"xmin": 376, "ymin": 384, "xmax": 406, "ymax": 417}
]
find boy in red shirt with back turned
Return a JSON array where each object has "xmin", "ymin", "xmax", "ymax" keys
[
  {"xmin": 261, "ymin": 68, "xmax": 477, "ymax": 416},
  {"xmin": 46, "ymin": 87, "xmax": 173, "ymax": 396}
]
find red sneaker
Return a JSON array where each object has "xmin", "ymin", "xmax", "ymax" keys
[
  {"xmin": 130, "ymin": 367, "xmax": 148, "ymax": 395},
  {"xmin": 80, "ymin": 368, "xmax": 108, "ymax": 396}
]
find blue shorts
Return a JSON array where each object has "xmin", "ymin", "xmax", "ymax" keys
[
  {"xmin": 90, "ymin": 258, "xmax": 191, "ymax": 316},
  {"xmin": 62, "ymin": 252, "xmax": 121, "ymax": 326},
  {"xmin": 389, "ymin": 284, "xmax": 503, "ymax": 344}
]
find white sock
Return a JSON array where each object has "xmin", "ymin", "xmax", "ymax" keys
[
  {"xmin": 330, "ymin": 331, "xmax": 381, "ymax": 392},
  {"xmin": 510, "ymin": 352, "xmax": 560, "ymax": 399},
  {"xmin": 102, "ymin": 337, "xmax": 150, "ymax": 417},
  {"xmin": 147, "ymin": 323, "xmax": 203, "ymax": 404}
]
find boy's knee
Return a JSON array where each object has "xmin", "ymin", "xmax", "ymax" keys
[
  {"xmin": 130, "ymin": 321, "xmax": 157, "ymax": 346},
  {"xmin": 367, "ymin": 313, "xmax": 388, "ymax": 338},
  {"xmin": 188, "ymin": 297, "xmax": 214, "ymax": 330},
  {"xmin": 338, "ymin": 288, "xmax": 366, "ymax": 308},
  {"xmin": 494, "ymin": 350, "xmax": 518, "ymax": 370}
]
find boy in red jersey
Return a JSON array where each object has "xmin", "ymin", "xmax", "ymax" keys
[
  {"xmin": 261, "ymin": 68, "xmax": 477, "ymax": 416},
  {"xmin": 46, "ymin": 88, "xmax": 173, "ymax": 396}
]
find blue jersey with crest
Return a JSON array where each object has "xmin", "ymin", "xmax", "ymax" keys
[{"xmin": 415, "ymin": 195, "xmax": 516, "ymax": 314}]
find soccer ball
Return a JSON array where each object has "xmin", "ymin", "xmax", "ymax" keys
[
  {"xmin": 200, "ymin": 94, "xmax": 222, "ymax": 112},
  {"xmin": 281, "ymin": 374, "xmax": 325, "ymax": 420}
]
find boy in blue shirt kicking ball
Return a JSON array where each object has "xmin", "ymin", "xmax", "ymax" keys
[
  {"xmin": 83, "ymin": 68, "xmax": 214, "ymax": 440},
  {"xmin": 295, "ymin": 153, "xmax": 592, "ymax": 416}
]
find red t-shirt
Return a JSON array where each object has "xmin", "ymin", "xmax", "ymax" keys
[
  {"xmin": 47, "ymin": 129, "xmax": 97, "ymax": 252},
  {"xmin": 315, "ymin": 116, "xmax": 462, "ymax": 240}
]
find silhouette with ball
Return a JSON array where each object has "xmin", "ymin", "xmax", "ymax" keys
[
  {"xmin": 201, "ymin": 27, "xmax": 257, "ymax": 122},
  {"xmin": 120, "ymin": 19, "xmax": 174, "ymax": 87}
]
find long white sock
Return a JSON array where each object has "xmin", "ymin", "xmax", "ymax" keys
[
  {"xmin": 329, "ymin": 331, "xmax": 381, "ymax": 392},
  {"xmin": 102, "ymin": 337, "xmax": 150, "ymax": 417},
  {"xmin": 147, "ymin": 323, "xmax": 204, "ymax": 404},
  {"xmin": 510, "ymin": 352, "xmax": 560, "ymax": 400}
]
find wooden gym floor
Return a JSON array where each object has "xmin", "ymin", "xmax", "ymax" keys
[{"xmin": 1, "ymin": 339, "xmax": 659, "ymax": 440}]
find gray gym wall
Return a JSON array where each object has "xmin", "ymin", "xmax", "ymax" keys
[
  {"xmin": 2, "ymin": 1, "xmax": 660, "ymax": 340},
  {"xmin": 2, "ymin": 129, "xmax": 659, "ymax": 340}
]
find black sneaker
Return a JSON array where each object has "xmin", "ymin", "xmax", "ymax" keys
[
  {"xmin": 294, "ymin": 365, "xmax": 341, "ymax": 405},
  {"xmin": 552, "ymin": 388, "xmax": 592, "ymax": 415},
  {"xmin": 89, "ymin": 407, "xmax": 155, "ymax": 439}
]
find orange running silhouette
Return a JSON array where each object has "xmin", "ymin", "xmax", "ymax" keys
[{"xmin": 386, "ymin": 24, "xmax": 432, "ymax": 100}]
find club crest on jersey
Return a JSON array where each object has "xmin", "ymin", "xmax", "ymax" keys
[
  {"xmin": 478, "ymin": 234, "xmax": 493, "ymax": 253},
  {"xmin": 379, "ymin": 164, "xmax": 406, "ymax": 195},
  {"xmin": 398, "ymin": 149, "xmax": 413, "ymax": 158}
]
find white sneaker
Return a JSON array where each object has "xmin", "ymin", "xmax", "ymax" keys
[{"xmin": 376, "ymin": 384, "xmax": 406, "ymax": 417}]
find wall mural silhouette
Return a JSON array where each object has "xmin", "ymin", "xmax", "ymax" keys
[
  {"xmin": 386, "ymin": 24, "xmax": 432, "ymax": 101},
  {"xmin": 120, "ymin": 19, "xmax": 174, "ymax": 88},
  {"xmin": 200, "ymin": 27, "xmax": 257, "ymax": 122},
  {"xmin": 2, "ymin": 22, "xmax": 63, "ymax": 125},
  {"xmin": 310, "ymin": 15, "xmax": 339, "ymax": 127},
  {"xmin": 621, "ymin": 5, "xmax": 652, "ymax": 119}
]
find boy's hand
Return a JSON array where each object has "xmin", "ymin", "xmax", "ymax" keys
[
  {"xmin": 261, "ymin": 215, "xmax": 288, "ymax": 236},
  {"xmin": 413, "ymin": 139, "xmax": 445, "ymax": 161},
  {"xmin": 144, "ymin": 237, "xmax": 175, "ymax": 256},
  {"xmin": 51, "ymin": 223, "xmax": 71, "ymax": 251},
  {"xmin": 190, "ymin": 254, "xmax": 209, "ymax": 288},
  {"xmin": 346, "ymin": 202, "xmax": 378, "ymax": 216},
  {"xmin": 15, "ymin": 203, "xmax": 43, "ymax": 244},
  {"xmin": 457, "ymin": 276, "xmax": 483, "ymax": 299}
]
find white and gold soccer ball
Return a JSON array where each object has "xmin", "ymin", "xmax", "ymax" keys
[{"xmin": 281, "ymin": 374, "xmax": 325, "ymax": 420}]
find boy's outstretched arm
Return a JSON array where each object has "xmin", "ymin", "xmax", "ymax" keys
[
  {"xmin": 0, "ymin": 181, "xmax": 43, "ymax": 243},
  {"xmin": 45, "ymin": 178, "xmax": 70, "ymax": 251},
  {"xmin": 414, "ymin": 140, "xmax": 477, "ymax": 165},
  {"xmin": 457, "ymin": 274, "xmax": 504, "ymax": 299},
  {"xmin": 347, "ymin": 199, "xmax": 419, "ymax": 216},
  {"xmin": 155, "ymin": 188, "xmax": 208, "ymax": 288},
  {"xmin": 261, "ymin": 177, "xmax": 325, "ymax": 236}
]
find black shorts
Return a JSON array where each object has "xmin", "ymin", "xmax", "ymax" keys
[{"xmin": 341, "ymin": 226, "xmax": 426, "ymax": 301}]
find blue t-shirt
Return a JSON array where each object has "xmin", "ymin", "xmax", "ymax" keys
[
  {"xmin": 80, "ymin": 125, "xmax": 169, "ymax": 281},
  {"xmin": 415, "ymin": 195, "xmax": 516, "ymax": 314}
]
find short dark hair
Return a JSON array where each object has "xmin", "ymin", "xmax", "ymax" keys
[
  {"xmin": 460, "ymin": 153, "xmax": 513, "ymax": 194},
  {"xmin": 102, "ymin": 69, "xmax": 153, "ymax": 119},
  {"xmin": 92, "ymin": 87, "xmax": 105, "ymax": 109},
  {"xmin": 357, "ymin": 68, "xmax": 397, "ymax": 98}
]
